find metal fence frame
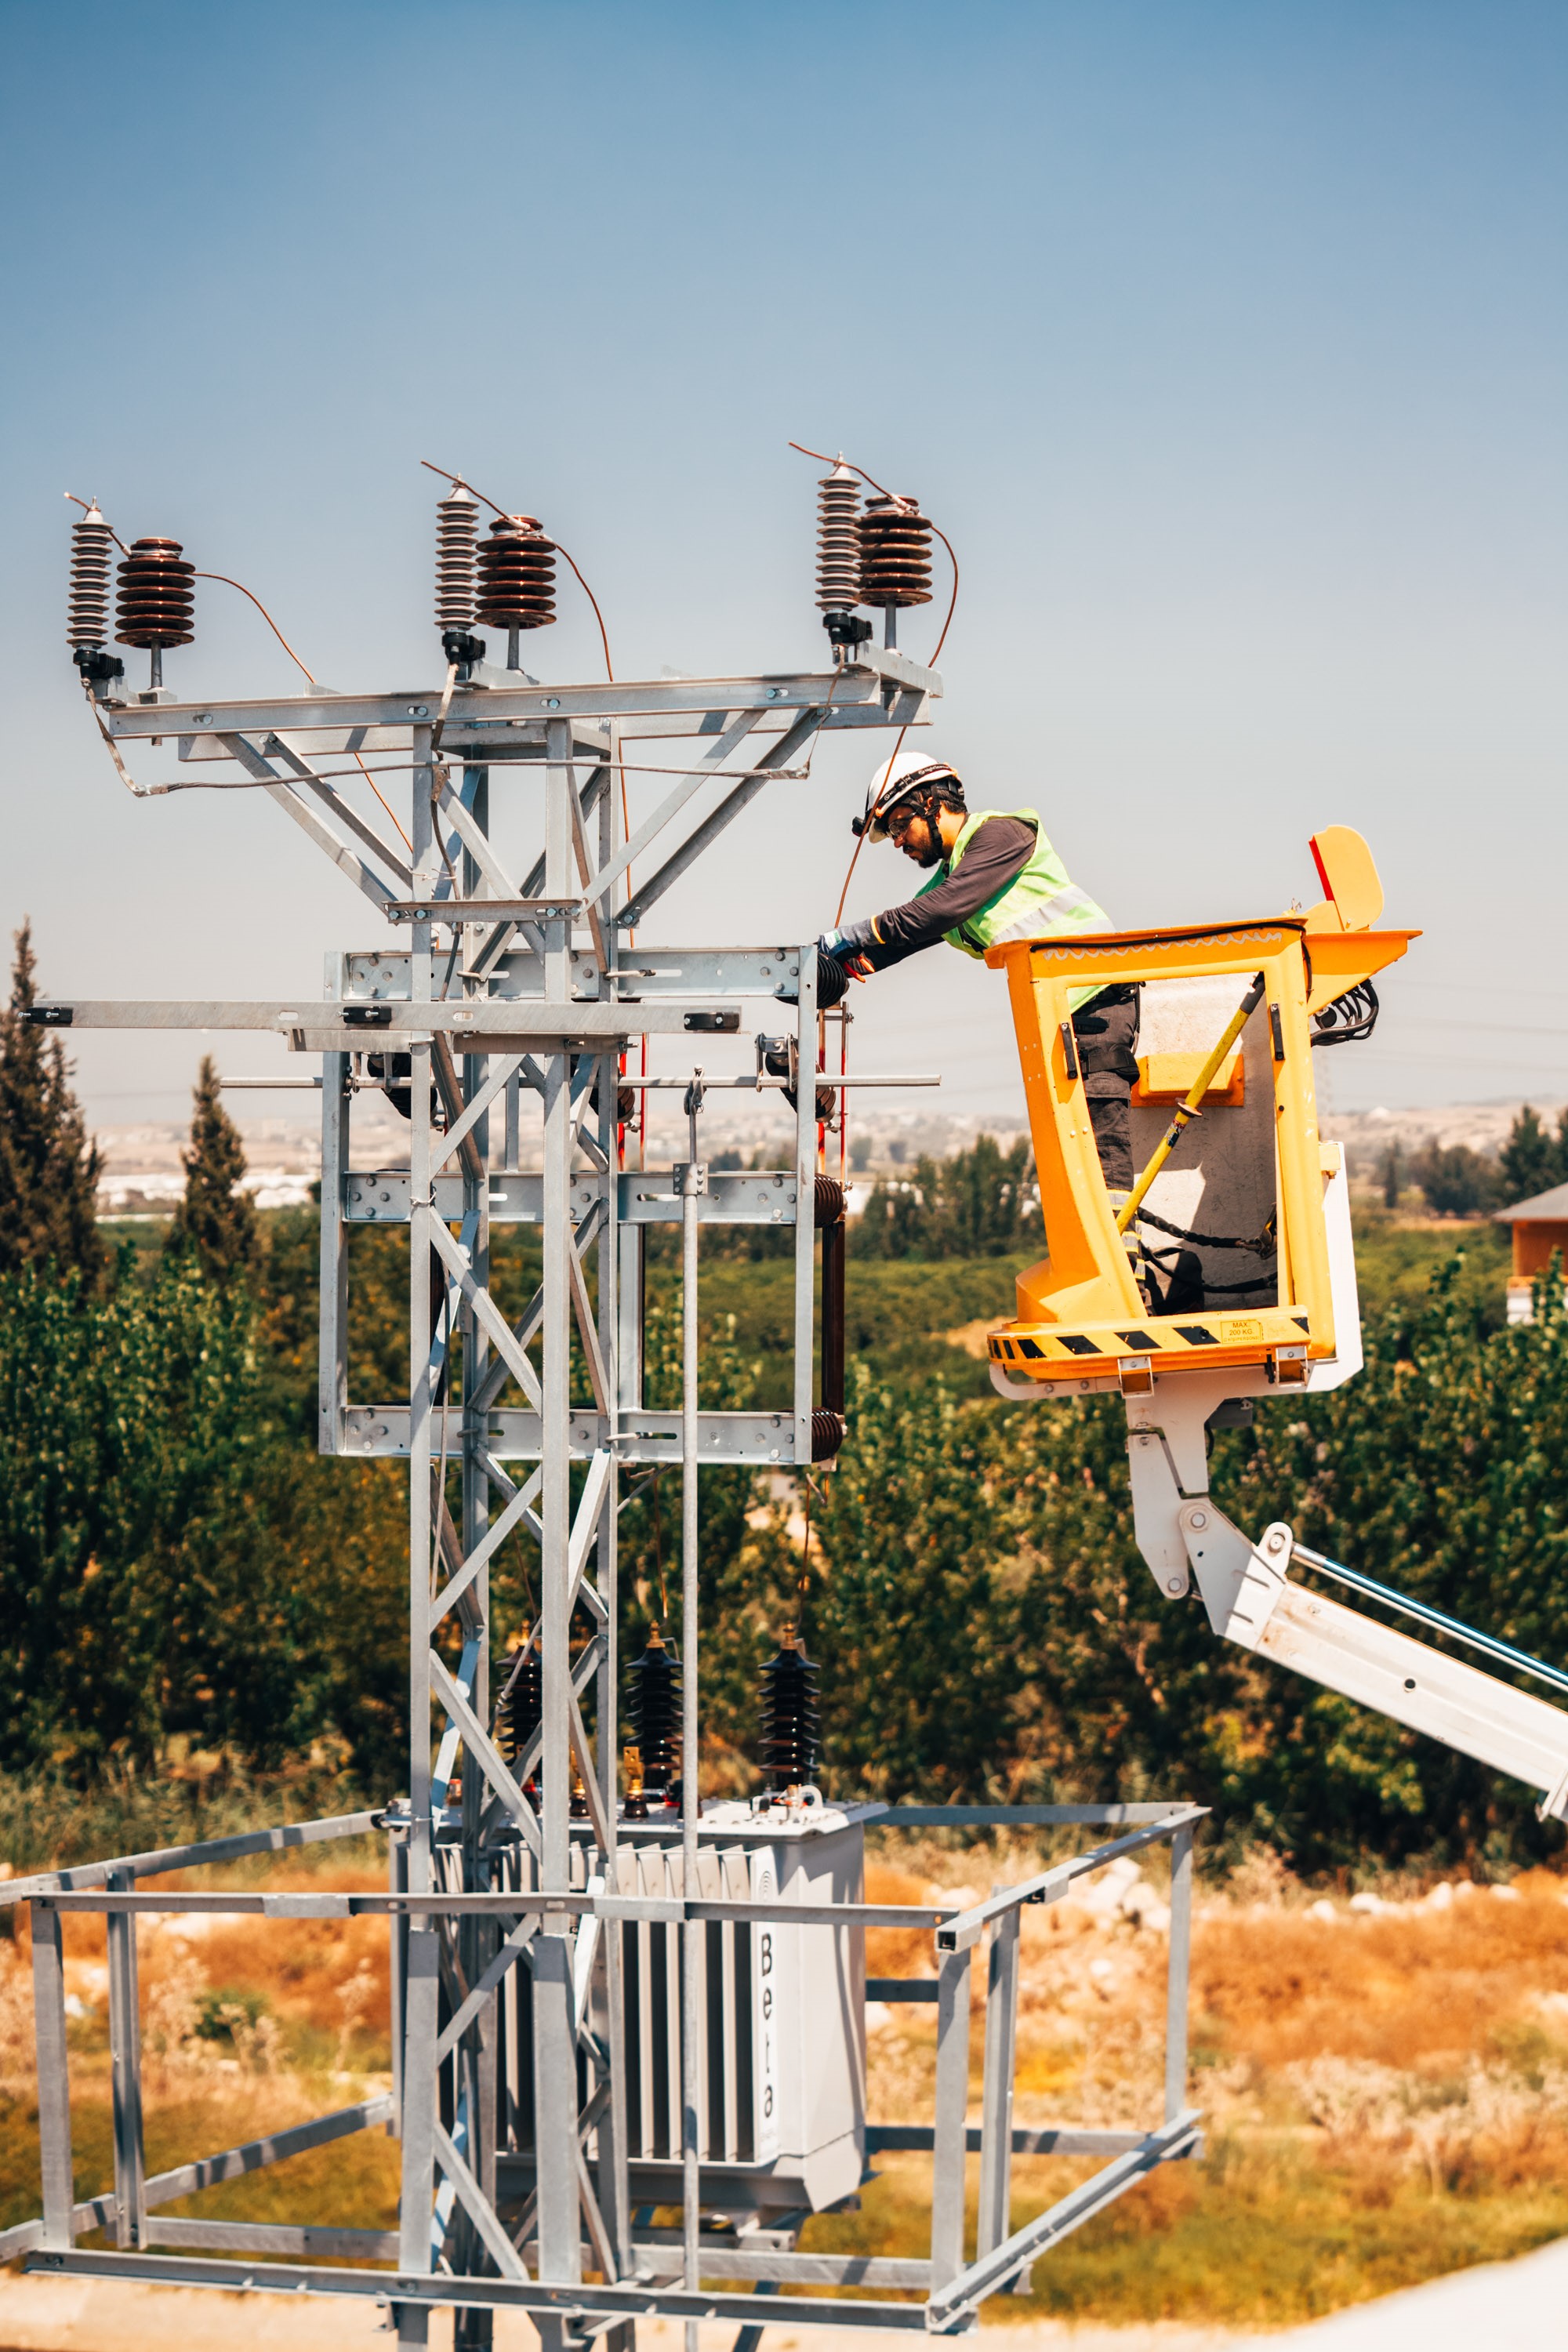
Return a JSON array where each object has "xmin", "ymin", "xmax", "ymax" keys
[{"xmin": 4, "ymin": 1802, "xmax": 1199, "ymax": 2333}]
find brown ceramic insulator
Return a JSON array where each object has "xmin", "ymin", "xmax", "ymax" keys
[
  {"xmin": 811, "ymin": 1408, "xmax": 846, "ymax": 1462},
  {"xmin": 434, "ymin": 484, "xmax": 479, "ymax": 630},
  {"xmin": 858, "ymin": 495, "xmax": 932, "ymax": 608},
  {"xmin": 813, "ymin": 1176, "xmax": 846, "ymax": 1229},
  {"xmin": 815, "ymin": 464, "xmax": 862, "ymax": 612},
  {"xmin": 475, "ymin": 514, "xmax": 557, "ymax": 630},
  {"xmin": 67, "ymin": 505, "xmax": 115, "ymax": 648},
  {"xmin": 114, "ymin": 537, "xmax": 195, "ymax": 648}
]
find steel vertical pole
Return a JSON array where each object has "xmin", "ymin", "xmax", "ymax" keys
[
  {"xmin": 679, "ymin": 1140, "xmax": 703, "ymax": 2347},
  {"xmin": 1164, "ymin": 1824, "xmax": 1194, "ymax": 2122},
  {"xmin": 598, "ymin": 728, "xmax": 633, "ymax": 2294},
  {"xmin": 397, "ymin": 724, "xmax": 439, "ymax": 2347},
  {"xmin": 929, "ymin": 1947, "xmax": 973, "ymax": 2296},
  {"xmin": 31, "ymin": 1903, "xmax": 74, "ymax": 2252},
  {"xmin": 104, "ymin": 1869, "xmax": 146, "ymax": 2251},
  {"xmin": 534, "ymin": 717, "xmax": 582, "ymax": 2308},
  {"xmin": 456, "ymin": 768, "xmax": 495, "ymax": 2352},
  {"xmin": 976, "ymin": 1906, "xmax": 1019, "ymax": 2262},
  {"xmin": 318, "ymin": 950, "xmax": 350, "ymax": 1457},
  {"xmin": 791, "ymin": 947, "xmax": 818, "ymax": 1470}
]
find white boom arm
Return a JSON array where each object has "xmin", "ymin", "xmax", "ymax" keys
[
  {"xmin": 1123, "ymin": 1370, "xmax": 1568, "ymax": 1822},
  {"xmin": 996, "ymin": 1142, "xmax": 1568, "ymax": 1818}
]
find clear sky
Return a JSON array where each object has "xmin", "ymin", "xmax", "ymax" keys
[{"xmin": 2, "ymin": 1, "xmax": 1563, "ymax": 1131}]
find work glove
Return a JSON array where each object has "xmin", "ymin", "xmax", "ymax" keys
[{"xmin": 818, "ymin": 920, "xmax": 876, "ymax": 966}]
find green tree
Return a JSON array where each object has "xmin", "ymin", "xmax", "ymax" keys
[
  {"xmin": 0, "ymin": 921, "xmax": 103, "ymax": 1287},
  {"xmin": 1410, "ymin": 1141, "xmax": 1503, "ymax": 1218},
  {"xmin": 167, "ymin": 1055, "xmax": 260, "ymax": 1283},
  {"xmin": 852, "ymin": 1133, "xmax": 1038, "ymax": 1261},
  {"xmin": 1380, "ymin": 1139, "xmax": 1402, "ymax": 1210},
  {"xmin": 1499, "ymin": 1104, "xmax": 1563, "ymax": 1204}
]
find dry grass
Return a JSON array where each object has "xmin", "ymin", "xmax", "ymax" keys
[
  {"xmin": 844, "ymin": 1849, "xmax": 1568, "ymax": 2322},
  {"xmin": 5, "ymin": 1845, "xmax": 1568, "ymax": 2324}
]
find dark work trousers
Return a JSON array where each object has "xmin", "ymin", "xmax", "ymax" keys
[{"xmin": 1071, "ymin": 984, "xmax": 1141, "ymax": 1192}]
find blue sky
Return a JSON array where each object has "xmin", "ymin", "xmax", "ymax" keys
[{"xmin": 2, "ymin": 2, "xmax": 1563, "ymax": 1127}]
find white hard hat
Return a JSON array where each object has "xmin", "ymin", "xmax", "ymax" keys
[{"xmin": 854, "ymin": 752, "xmax": 964, "ymax": 841}]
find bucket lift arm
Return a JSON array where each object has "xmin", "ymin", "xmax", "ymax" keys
[{"xmin": 1121, "ymin": 1373, "xmax": 1568, "ymax": 1824}]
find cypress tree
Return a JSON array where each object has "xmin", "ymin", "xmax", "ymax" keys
[
  {"xmin": 0, "ymin": 920, "xmax": 104, "ymax": 1286},
  {"xmin": 1499, "ymin": 1103, "xmax": 1563, "ymax": 1204},
  {"xmin": 167, "ymin": 1054, "xmax": 260, "ymax": 1282}
]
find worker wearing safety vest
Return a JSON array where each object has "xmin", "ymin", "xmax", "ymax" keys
[{"xmin": 818, "ymin": 752, "xmax": 1140, "ymax": 1194}]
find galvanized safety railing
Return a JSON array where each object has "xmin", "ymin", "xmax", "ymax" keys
[{"xmin": 2, "ymin": 1798, "xmax": 1201, "ymax": 2333}]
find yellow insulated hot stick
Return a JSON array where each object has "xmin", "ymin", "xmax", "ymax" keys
[{"xmin": 1114, "ymin": 972, "xmax": 1268, "ymax": 1236}]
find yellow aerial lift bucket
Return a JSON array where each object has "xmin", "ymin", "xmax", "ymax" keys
[{"xmin": 984, "ymin": 831, "xmax": 1417, "ymax": 1393}]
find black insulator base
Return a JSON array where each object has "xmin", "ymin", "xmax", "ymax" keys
[
  {"xmin": 758, "ymin": 1637, "xmax": 821, "ymax": 1793},
  {"xmin": 497, "ymin": 1647, "xmax": 543, "ymax": 1784},
  {"xmin": 441, "ymin": 629, "xmax": 487, "ymax": 668},
  {"xmin": 824, "ymin": 610, "xmax": 873, "ymax": 652},
  {"xmin": 73, "ymin": 647, "xmax": 125, "ymax": 685},
  {"xmin": 630, "ymin": 1634, "xmax": 681, "ymax": 1795}
]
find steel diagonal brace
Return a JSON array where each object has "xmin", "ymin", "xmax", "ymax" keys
[
  {"xmin": 434, "ymin": 1916, "xmax": 538, "ymax": 2066},
  {"xmin": 220, "ymin": 735, "xmax": 403, "ymax": 911},
  {"xmin": 470, "ymin": 1200, "xmax": 604, "ymax": 1421},
  {"xmin": 430, "ymin": 1036, "xmax": 486, "ymax": 1183},
  {"xmin": 579, "ymin": 711, "xmax": 766, "ymax": 912},
  {"xmin": 566, "ymin": 1225, "xmax": 611, "ymax": 1414},
  {"xmin": 436, "ymin": 1054, "xmax": 524, "ymax": 1177},
  {"xmin": 566, "ymin": 1685, "xmax": 613, "ymax": 1853},
  {"xmin": 429, "ymin": 1650, "xmax": 541, "ymax": 1856},
  {"xmin": 261, "ymin": 736, "xmax": 415, "ymax": 889},
  {"xmin": 430, "ymin": 1466, "xmax": 545, "ymax": 1634},
  {"xmin": 428, "ymin": 1215, "xmax": 543, "ymax": 1410},
  {"xmin": 432, "ymin": 1635, "xmax": 482, "ymax": 1809},
  {"xmin": 431, "ymin": 2122, "xmax": 531, "ymax": 2282},
  {"xmin": 567, "ymin": 1452, "xmax": 614, "ymax": 1624},
  {"xmin": 433, "ymin": 774, "xmax": 525, "ymax": 906},
  {"xmin": 617, "ymin": 706, "xmax": 826, "ymax": 931},
  {"xmin": 924, "ymin": 2111, "xmax": 1202, "ymax": 2322}
]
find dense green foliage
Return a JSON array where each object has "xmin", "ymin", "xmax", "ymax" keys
[
  {"xmin": 0, "ymin": 923, "xmax": 103, "ymax": 1287},
  {"xmin": 1407, "ymin": 1140, "xmax": 1503, "ymax": 1217},
  {"xmin": 0, "ymin": 973, "xmax": 1556, "ymax": 1871},
  {"xmin": 852, "ymin": 1132, "xmax": 1038, "ymax": 1259},
  {"xmin": 1499, "ymin": 1102, "xmax": 1568, "ymax": 1204}
]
